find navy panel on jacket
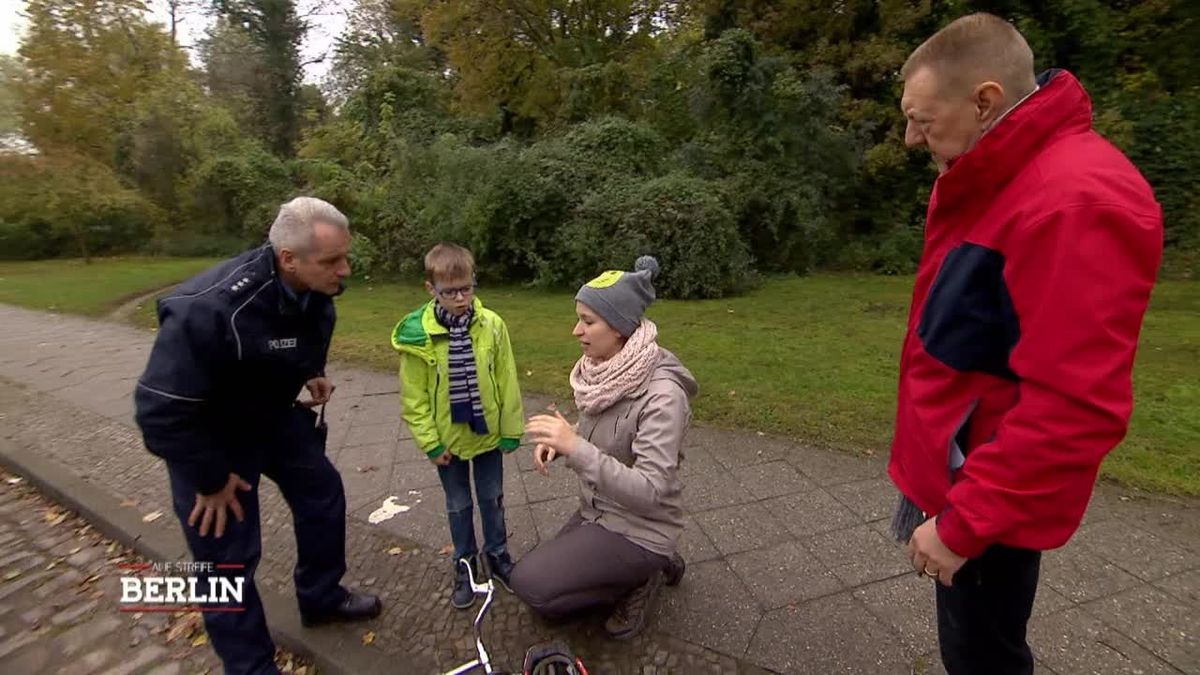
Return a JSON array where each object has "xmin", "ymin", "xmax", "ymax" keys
[{"xmin": 917, "ymin": 243, "xmax": 1020, "ymax": 380}]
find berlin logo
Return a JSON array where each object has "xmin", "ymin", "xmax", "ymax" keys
[{"xmin": 118, "ymin": 561, "xmax": 246, "ymax": 613}]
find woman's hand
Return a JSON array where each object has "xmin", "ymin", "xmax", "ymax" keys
[
  {"xmin": 526, "ymin": 411, "xmax": 578, "ymax": 460},
  {"xmin": 533, "ymin": 444, "xmax": 557, "ymax": 476}
]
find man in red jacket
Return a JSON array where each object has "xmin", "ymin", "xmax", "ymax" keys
[{"xmin": 889, "ymin": 13, "xmax": 1163, "ymax": 675}]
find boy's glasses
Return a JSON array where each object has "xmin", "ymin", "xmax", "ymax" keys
[{"xmin": 435, "ymin": 283, "xmax": 477, "ymax": 299}]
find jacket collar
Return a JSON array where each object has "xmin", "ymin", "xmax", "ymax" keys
[
  {"xmin": 932, "ymin": 70, "xmax": 1092, "ymax": 212},
  {"xmin": 421, "ymin": 296, "xmax": 485, "ymax": 336},
  {"xmin": 262, "ymin": 244, "xmax": 314, "ymax": 316}
]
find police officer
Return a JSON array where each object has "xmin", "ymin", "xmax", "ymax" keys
[{"xmin": 135, "ymin": 197, "xmax": 381, "ymax": 674}]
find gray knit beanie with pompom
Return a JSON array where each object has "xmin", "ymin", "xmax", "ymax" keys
[{"xmin": 575, "ymin": 255, "xmax": 659, "ymax": 337}]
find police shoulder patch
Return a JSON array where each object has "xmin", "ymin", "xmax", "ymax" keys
[{"xmin": 228, "ymin": 272, "xmax": 259, "ymax": 294}]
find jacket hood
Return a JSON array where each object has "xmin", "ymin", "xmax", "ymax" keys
[
  {"xmin": 651, "ymin": 348, "xmax": 698, "ymax": 399},
  {"xmin": 391, "ymin": 297, "xmax": 486, "ymax": 358}
]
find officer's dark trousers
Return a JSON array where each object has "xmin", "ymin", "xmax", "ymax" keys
[
  {"xmin": 166, "ymin": 406, "xmax": 348, "ymax": 675},
  {"xmin": 937, "ymin": 544, "xmax": 1041, "ymax": 675}
]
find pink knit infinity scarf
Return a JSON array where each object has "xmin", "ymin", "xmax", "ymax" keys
[{"xmin": 570, "ymin": 320, "xmax": 661, "ymax": 415}]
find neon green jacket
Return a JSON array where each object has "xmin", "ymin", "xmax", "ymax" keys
[{"xmin": 391, "ymin": 297, "xmax": 524, "ymax": 460}]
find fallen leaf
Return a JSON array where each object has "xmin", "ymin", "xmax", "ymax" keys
[
  {"xmin": 166, "ymin": 613, "xmax": 202, "ymax": 643},
  {"xmin": 45, "ymin": 510, "xmax": 68, "ymax": 525},
  {"xmin": 120, "ymin": 498, "xmax": 139, "ymax": 507},
  {"xmin": 355, "ymin": 465, "xmax": 378, "ymax": 473},
  {"xmin": 142, "ymin": 511, "xmax": 163, "ymax": 523},
  {"xmin": 192, "ymin": 633, "xmax": 209, "ymax": 647},
  {"xmin": 1119, "ymin": 495, "xmax": 1132, "ymax": 502},
  {"xmin": 525, "ymin": 370, "xmax": 533, "ymax": 376},
  {"xmin": 5, "ymin": 476, "xmax": 21, "ymax": 485},
  {"xmin": 363, "ymin": 577, "xmax": 376, "ymax": 586},
  {"xmin": 386, "ymin": 547, "xmax": 403, "ymax": 556},
  {"xmin": 4, "ymin": 570, "xmax": 20, "ymax": 580},
  {"xmin": 362, "ymin": 630, "xmax": 376, "ymax": 646},
  {"xmin": 68, "ymin": 546, "xmax": 82, "ymax": 555},
  {"xmin": 295, "ymin": 667, "xmax": 308, "ymax": 675},
  {"xmin": 755, "ymin": 431, "xmax": 765, "ymax": 437},
  {"xmin": 438, "ymin": 544, "xmax": 454, "ymax": 556}
]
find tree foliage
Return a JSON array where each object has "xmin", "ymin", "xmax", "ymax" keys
[{"xmin": 5, "ymin": 0, "xmax": 1197, "ymax": 289}]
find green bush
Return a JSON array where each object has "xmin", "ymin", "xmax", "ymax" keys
[
  {"xmin": 563, "ymin": 173, "xmax": 755, "ymax": 299},
  {"xmin": 146, "ymin": 233, "xmax": 247, "ymax": 258},
  {"xmin": 0, "ymin": 219, "xmax": 57, "ymax": 260},
  {"xmin": 347, "ymin": 231, "xmax": 379, "ymax": 278},
  {"xmin": 0, "ymin": 154, "xmax": 163, "ymax": 259},
  {"xmin": 178, "ymin": 144, "xmax": 293, "ymax": 242}
]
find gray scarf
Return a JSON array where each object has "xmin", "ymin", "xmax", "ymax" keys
[{"xmin": 889, "ymin": 493, "xmax": 926, "ymax": 543}]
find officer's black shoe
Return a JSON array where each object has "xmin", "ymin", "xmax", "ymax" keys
[
  {"xmin": 300, "ymin": 591, "xmax": 383, "ymax": 627},
  {"xmin": 452, "ymin": 556, "xmax": 483, "ymax": 610},
  {"xmin": 484, "ymin": 551, "xmax": 515, "ymax": 593}
]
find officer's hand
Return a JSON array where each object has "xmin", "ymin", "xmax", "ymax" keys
[
  {"xmin": 188, "ymin": 473, "xmax": 253, "ymax": 538},
  {"xmin": 301, "ymin": 376, "xmax": 335, "ymax": 408},
  {"xmin": 431, "ymin": 451, "xmax": 452, "ymax": 467}
]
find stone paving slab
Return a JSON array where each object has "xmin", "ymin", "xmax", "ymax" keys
[{"xmin": 0, "ymin": 303, "xmax": 1198, "ymax": 675}]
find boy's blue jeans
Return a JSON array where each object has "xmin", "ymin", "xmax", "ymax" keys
[{"xmin": 437, "ymin": 449, "xmax": 507, "ymax": 562}]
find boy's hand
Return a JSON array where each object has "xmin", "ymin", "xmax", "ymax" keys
[{"xmin": 431, "ymin": 451, "xmax": 452, "ymax": 466}]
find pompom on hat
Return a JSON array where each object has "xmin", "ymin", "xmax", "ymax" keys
[{"xmin": 575, "ymin": 256, "xmax": 659, "ymax": 337}]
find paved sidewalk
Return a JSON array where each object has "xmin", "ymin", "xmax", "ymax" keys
[
  {"xmin": 0, "ymin": 469, "xmax": 227, "ymax": 674},
  {"xmin": 0, "ymin": 303, "xmax": 1196, "ymax": 674}
]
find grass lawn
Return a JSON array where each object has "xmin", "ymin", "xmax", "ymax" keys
[
  {"xmin": 6, "ymin": 257, "xmax": 1197, "ymax": 495},
  {"xmin": 331, "ymin": 275, "xmax": 1198, "ymax": 495},
  {"xmin": 0, "ymin": 257, "xmax": 219, "ymax": 316}
]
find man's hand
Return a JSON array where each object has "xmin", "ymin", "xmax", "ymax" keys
[
  {"xmin": 188, "ymin": 473, "xmax": 253, "ymax": 538},
  {"xmin": 430, "ymin": 451, "xmax": 452, "ymax": 466},
  {"xmin": 533, "ymin": 443, "xmax": 557, "ymax": 476},
  {"xmin": 908, "ymin": 516, "xmax": 968, "ymax": 586},
  {"xmin": 301, "ymin": 376, "xmax": 335, "ymax": 408},
  {"xmin": 525, "ymin": 411, "xmax": 578, "ymax": 459}
]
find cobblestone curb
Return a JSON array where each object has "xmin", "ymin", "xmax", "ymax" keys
[{"xmin": 0, "ymin": 437, "xmax": 407, "ymax": 675}]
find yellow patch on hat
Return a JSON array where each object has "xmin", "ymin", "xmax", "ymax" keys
[{"xmin": 585, "ymin": 270, "xmax": 624, "ymax": 289}]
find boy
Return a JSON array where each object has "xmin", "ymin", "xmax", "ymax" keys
[{"xmin": 391, "ymin": 243, "xmax": 524, "ymax": 609}]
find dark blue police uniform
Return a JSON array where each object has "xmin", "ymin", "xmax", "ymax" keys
[{"xmin": 135, "ymin": 244, "xmax": 349, "ymax": 674}]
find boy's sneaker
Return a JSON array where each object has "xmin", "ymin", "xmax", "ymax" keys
[
  {"xmin": 604, "ymin": 572, "xmax": 664, "ymax": 641},
  {"xmin": 451, "ymin": 555, "xmax": 483, "ymax": 610},
  {"xmin": 484, "ymin": 551, "xmax": 515, "ymax": 593},
  {"xmin": 664, "ymin": 552, "xmax": 686, "ymax": 586}
]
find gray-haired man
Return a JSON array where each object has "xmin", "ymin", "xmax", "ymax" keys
[{"xmin": 135, "ymin": 197, "xmax": 381, "ymax": 674}]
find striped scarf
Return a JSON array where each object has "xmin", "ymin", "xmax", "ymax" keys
[{"xmin": 434, "ymin": 303, "xmax": 489, "ymax": 435}]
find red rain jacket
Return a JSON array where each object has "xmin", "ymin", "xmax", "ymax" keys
[{"xmin": 888, "ymin": 70, "xmax": 1163, "ymax": 558}]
